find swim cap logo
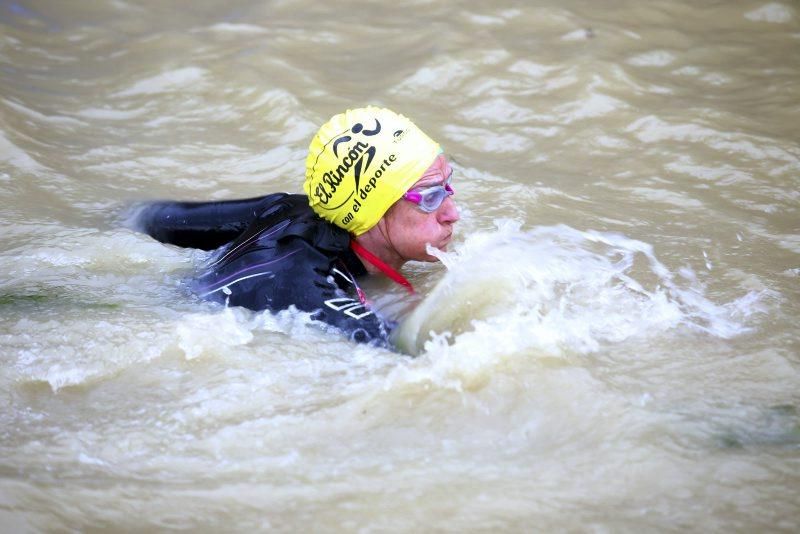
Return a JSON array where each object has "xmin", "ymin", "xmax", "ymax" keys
[
  {"xmin": 332, "ymin": 119, "xmax": 381, "ymax": 157},
  {"xmin": 313, "ymin": 119, "xmax": 381, "ymax": 210}
]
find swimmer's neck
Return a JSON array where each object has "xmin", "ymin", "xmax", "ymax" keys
[{"xmin": 352, "ymin": 229, "xmax": 405, "ymax": 274}]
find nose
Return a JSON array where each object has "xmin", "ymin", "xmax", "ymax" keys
[{"xmin": 437, "ymin": 195, "xmax": 459, "ymax": 224}]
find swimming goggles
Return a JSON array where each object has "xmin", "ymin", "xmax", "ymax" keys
[{"xmin": 403, "ymin": 173, "xmax": 454, "ymax": 213}]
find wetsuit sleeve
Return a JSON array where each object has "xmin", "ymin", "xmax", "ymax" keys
[{"xmin": 130, "ymin": 193, "xmax": 287, "ymax": 250}]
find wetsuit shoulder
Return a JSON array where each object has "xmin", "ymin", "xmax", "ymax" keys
[{"xmin": 195, "ymin": 197, "xmax": 390, "ymax": 346}]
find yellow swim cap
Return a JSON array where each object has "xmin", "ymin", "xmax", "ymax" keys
[{"xmin": 304, "ymin": 106, "xmax": 440, "ymax": 235}]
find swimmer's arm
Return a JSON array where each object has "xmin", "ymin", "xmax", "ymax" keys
[
  {"xmin": 306, "ymin": 260, "xmax": 393, "ymax": 347},
  {"xmin": 128, "ymin": 193, "xmax": 287, "ymax": 250},
  {"xmin": 311, "ymin": 295, "xmax": 392, "ymax": 347}
]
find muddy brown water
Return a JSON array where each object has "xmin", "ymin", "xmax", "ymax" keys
[{"xmin": 1, "ymin": 1, "xmax": 798, "ymax": 531}]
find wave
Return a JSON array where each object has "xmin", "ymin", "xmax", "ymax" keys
[{"xmin": 394, "ymin": 220, "xmax": 767, "ymax": 357}]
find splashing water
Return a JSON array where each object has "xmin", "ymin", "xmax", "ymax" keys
[{"xmin": 394, "ymin": 221, "xmax": 763, "ymax": 357}]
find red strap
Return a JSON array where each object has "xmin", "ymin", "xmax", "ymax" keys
[{"xmin": 350, "ymin": 240, "xmax": 415, "ymax": 294}]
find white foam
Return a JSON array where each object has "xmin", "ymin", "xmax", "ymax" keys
[
  {"xmin": 625, "ymin": 116, "xmax": 800, "ymax": 168},
  {"xmin": 394, "ymin": 221, "xmax": 763, "ymax": 356},
  {"xmin": 392, "ymin": 51, "xmax": 509, "ymax": 96},
  {"xmin": 627, "ymin": 50, "xmax": 676, "ymax": 67},
  {"xmin": 554, "ymin": 92, "xmax": 625, "ymax": 122},
  {"xmin": 561, "ymin": 29, "xmax": 594, "ymax": 41},
  {"xmin": 0, "ymin": 131, "xmax": 49, "ymax": 173},
  {"xmin": 459, "ymin": 98, "xmax": 542, "ymax": 124},
  {"xmin": 176, "ymin": 307, "xmax": 256, "ymax": 360},
  {"xmin": 508, "ymin": 60, "xmax": 558, "ymax": 78},
  {"xmin": 745, "ymin": 3, "xmax": 793, "ymax": 23},
  {"xmin": 74, "ymin": 107, "xmax": 148, "ymax": 120},
  {"xmin": 207, "ymin": 23, "xmax": 267, "ymax": 34},
  {"xmin": 113, "ymin": 67, "xmax": 208, "ymax": 97},
  {"xmin": 4, "ymin": 98, "xmax": 86, "ymax": 127}
]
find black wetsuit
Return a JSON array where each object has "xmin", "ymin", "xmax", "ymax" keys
[{"xmin": 134, "ymin": 193, "xmax": 391, "ymax": 346}]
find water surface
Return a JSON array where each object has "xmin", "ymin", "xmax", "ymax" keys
[{"xmin": 1, "ymin": 0, "xmax": 799, "ymax": 531}]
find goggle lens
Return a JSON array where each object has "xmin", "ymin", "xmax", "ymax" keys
[{"xmin": 404, "ymin": 175, "xmax": 454, "ymax": 213}]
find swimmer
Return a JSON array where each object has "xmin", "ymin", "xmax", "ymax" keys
[{"xmin": 132, "ymin": 107, "xmax": 459, "ymax": 346}]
